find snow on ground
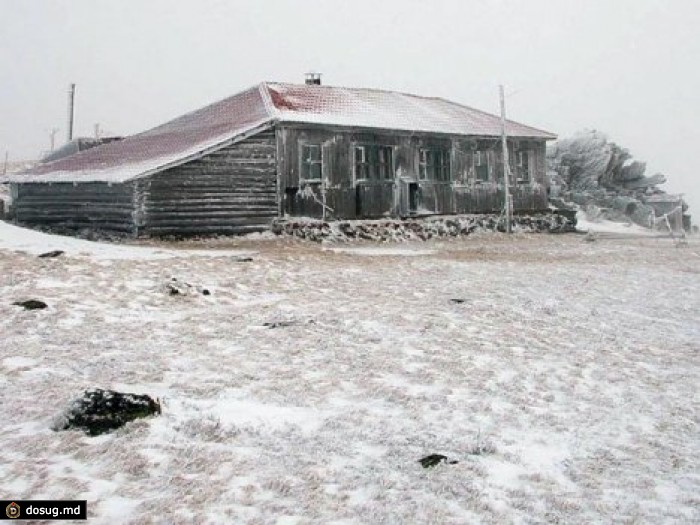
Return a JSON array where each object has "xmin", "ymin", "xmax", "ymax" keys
[
  {"xmin": 324, "ymin": 246, "xmax": 437, "ymax": 257},
  {"xmin": 575, "ymin": 211, "xmax": 657, "ymax": 236},
  {"xmin": 0, "ymin": 221, "xmax": 255, "ymax": 261},
  {"xmin": 0, "ymin": 225, "xmax": 698, "ymax": 524}
]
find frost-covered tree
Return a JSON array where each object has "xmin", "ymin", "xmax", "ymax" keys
[
  {"xmin": 547, "ymin": 130, "xmax": 691, "ymax": 230},
  {"xmin": 547, "ymin": 130, "xmax": 666, "ymax": 192}
]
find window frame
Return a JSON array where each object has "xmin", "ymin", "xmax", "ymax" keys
[
  {"xmin": 474, "ymin": 150, "xmax": 490, "ymax": 183},
  {"xmin": 300, "ymin": 143, "xmax": 323, "ymax": 183},
  {"xmin": 419, "ymin": 147, "xmax": 451, "ymax": 182},
  {"xmin": 516, "ymin": 150, "xmax": 531, "ymax": 183},
  {"xmin": 354, "ymin": 144, "xmax": 394, "ymax": 182}
]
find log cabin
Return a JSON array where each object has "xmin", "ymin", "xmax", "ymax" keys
[{"xmin": 2, "ymin": 78, "xmax": 556, "ymax": 236}]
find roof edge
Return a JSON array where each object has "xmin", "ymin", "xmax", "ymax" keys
[
  {"xmin": 130, "ymin": 119, "xmax": 275, "ymax": 181},
  {"xmin": 274, "ymin": 118, "xmax": 555, "ymax": 140},
  {"xmin": 436, "ymin": 97, "xmax": 556, "ymax": 139},
  {"xmin": 263, "ymin": 80, "xmax": 451, "ymax": 102},
  {"xmin": 1, "ymin": 119, "xmax": 275, "ymax": 184}
]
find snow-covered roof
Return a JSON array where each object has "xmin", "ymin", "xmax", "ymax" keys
[
  {"xmin": 4, "ymin": 82, "xmax": 555, "ymax": 184},
  {"xmin": 263, "ymin": 82, "xmax": 555, "ymax": 140}
]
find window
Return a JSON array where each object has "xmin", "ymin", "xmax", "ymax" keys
[
  {"xmin": 377, "ymin": 147, "xmax": 393, "ymax": 179},
  {"xmin": 301, "ymin": 144, "xmax": 322, "ymax": 182},
  {"xmin": 419, "ymin": 148, "xmax": 450, "ymax": 181},
  {"xmin": 354, "ymin": 145, "xmax": 393, "ymax": 181},
  {"xmin": 516, "ymin": 150, "xmax": 530, "ymax": 182},
  {"xmin": 474, "ymin": 150, "xmax": 490, "ymax": 182}
]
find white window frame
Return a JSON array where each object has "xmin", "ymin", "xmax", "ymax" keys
[
  {"xmin": 419, "ymin": 148, "xmax": 450, "ymax": 181},
  {"xmin": 474, "ymin": 150, "xmax": 490, "ymax": 183},
  {"xmin": 516, "ymin": 150, "xmax": 531, "ymax": 183},
  {"xmin": 300, "ymin": 143, "xmax": 323, "ymax": 183}
]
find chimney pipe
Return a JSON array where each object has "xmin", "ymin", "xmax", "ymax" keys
[
  {"xmin": 67, "ymin": 83, "xmax": 76, "ymax": 142},
  {"xmin": 305, "ymin": 72, "xmax": 322, "ymax": 85}
]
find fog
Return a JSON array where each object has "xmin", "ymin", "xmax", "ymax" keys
[{"xmin": 1, "ymin": 0, "xmax": 698, "ymax": 211}]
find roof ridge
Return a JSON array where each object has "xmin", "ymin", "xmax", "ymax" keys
[
  {"xmin": 258, "ymin": 82, "xmax": 280, "ymax": 120},
  {"xmin": 263, "ymin": 81, "xmax": 446, "ymax": 102},
  {"xmin": 133, "ymin": 83, "xmax": 266, "ymax": 138}
]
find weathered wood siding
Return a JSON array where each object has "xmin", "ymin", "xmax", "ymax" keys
[
  {"xmin": 141, "ymin": 130, "xmax": 278, "ymax": 236},
  {"xmin": 10, "ymin": 126, "xmax": 548, "ymax": 237},
  {"xmin": 11, "ymin": 182, "xmax": 136, "ymax": 233},
  {"xmin": 277, "ymin": 125, "xmax": 549, "ymax": 220}
]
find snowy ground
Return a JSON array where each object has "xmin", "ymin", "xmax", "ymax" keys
[{"xmin": 1, "ymin": 223, "xmax": 698, "ymax": 524}]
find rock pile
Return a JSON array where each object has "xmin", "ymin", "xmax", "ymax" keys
[
  {"xmin": 166, "ymin": 278, "xmax": 210, "ymax": 296},
  {"xmin": 272, "ymin": 213, "xmax": 575, "ymax": 243}
]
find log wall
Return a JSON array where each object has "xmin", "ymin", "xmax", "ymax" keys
[
  {"xmin": 12, "ymin": 182, "xmax": 136, "ymax": 233},
  {"xmin": 10, "ymin": 126, "xmax": 548, "ymax": 236},
  {"xmin": 140, "ymin": 130, "xmax": 278, "ymax": 236}
]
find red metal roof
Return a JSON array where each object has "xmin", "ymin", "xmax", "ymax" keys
[
  {"xmin": 5, "ymin": 86, "xmax": 271, "ymax": 183},
  {"xmin": 5, "ymin": 82, "xmax": 555, "ymax": 183},
  {"xmin": 263, "ymin": 82, "xmax": 555, "ymax": 140}
]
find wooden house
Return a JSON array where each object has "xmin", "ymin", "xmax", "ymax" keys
[{"xmin": 2, "ymin": 80, "xmax": 555, "ymax": 236}]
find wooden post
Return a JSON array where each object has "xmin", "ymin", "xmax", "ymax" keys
[{"xmin": 499, "ymin": 85, "xmax": 512, "ymax": 233}]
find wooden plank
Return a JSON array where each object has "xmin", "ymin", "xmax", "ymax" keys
[
  {"xmin": 143, "ymin": 128, "xmax": 278, "ymax": 236},
  {"xmin": 13, "ymin": 182, "xmax": 136, "ymax": 235}
]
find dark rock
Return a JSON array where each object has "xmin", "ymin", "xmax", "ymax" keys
[
  {"xmin": 13, "ymin": 300, "xmax": 48, "ymax": 310},
  {"xmin": 38, "ymin": 250, "xmax": 65, "ymax": 258},
  {"xmin": 53, "ymin": 388, "xmax": 161, "ymax": 436},
  {"xmin": 263, "ymin": 321, "xmax": 297, "ymax": 329},
  {"xmin": 450, "ymin": 299, "xmax": 466, "ymax": 304},
  {"xmin": 418, "ymin": 454, "xmax": 459, "ymax": 468},
  {"xmin": 167, "ymin": 278, "xmax": 200, "ymax": 296},
  {"xmin": 201, "ymin": 289, "xmax": 211, "ymax": 296},
  {"xmin": 168, "ymin": 281, "xmax": 187, "ymax": 295}
]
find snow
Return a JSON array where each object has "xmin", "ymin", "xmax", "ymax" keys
[
  {"xmin": 1, "ymin": 231, "xmax": 698, "ymax": 523},
  {"xmin": 2, "ymin": 356, "xmax": 38, "ymax": 370},
  {"xmin": 263, "ymin": 83, "xmax": 555, "ymax": 140},
  {"xmin": 575, "ymin": 211, "xmax": 657, "ymax": 236},
  {"xmin": 0, "ymin": 221, "xmax": 255, "ymax": 261},
  {"xmin": 324, "ymin": 246, "xmax": 436, "ymax": 257}
]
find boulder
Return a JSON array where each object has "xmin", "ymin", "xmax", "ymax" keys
[
  {"xmin": 13, "ymin": 300, "xmax": 48, "ymax": 310},
  {"xmin": 52, "ymin": 389, "xmax": 161, "ymax": 436},
  {"xmin": 418, "ymin": 454, "xmax": 459, "ymax": 468},
  {"xmin": 38, "ymin": 250, "xmax": 65, "ymax": 258}
]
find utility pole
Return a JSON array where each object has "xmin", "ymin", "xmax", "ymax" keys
[
  {"xmin": 499, "ymin": 85, "xmax": 513, "ymax": 233},
  {"xmin": 49, "ymin": 128, "xmax": 59, "ymax": 151},
  {"xmin": 94, "ymin": 123, "xmax": 101, "ymax": 139},
  {"xmin": 67, "ymin": 83, "xmax": 76, "ymax": 142},
  {"xmin": 2, "ymin": 151, "xmax": 8, "ymax": 176}
]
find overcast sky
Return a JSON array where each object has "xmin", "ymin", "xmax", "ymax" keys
[{"xmin": 1, "ymin": 0, "xmax": 698, "ymax": 211}]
